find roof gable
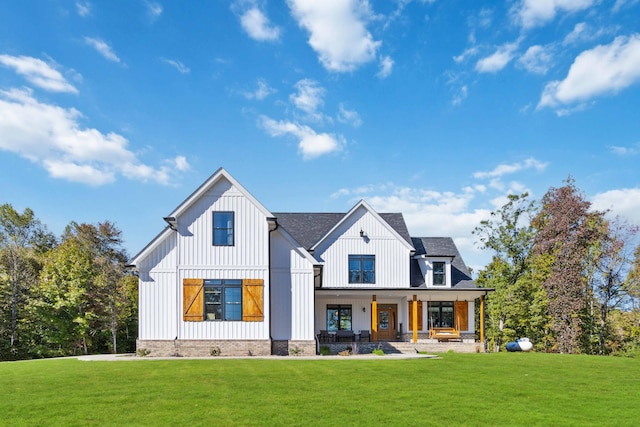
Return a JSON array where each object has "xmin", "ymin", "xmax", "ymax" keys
[
  {"xmin": 168, "ymin": 167, "xmax": 272, "ymax": 220},
  {"xmin": 129, "ymin": 168, "xmax": 273, "ymax": 266},
  {"xmin": 274, "ymin": 202, "xmax": 414, "ymax": 252}
]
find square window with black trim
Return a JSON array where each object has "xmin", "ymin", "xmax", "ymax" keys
[
  {"xmin": 204, "ymin": 279, "xmax": 242, "ymax": 321},
  {"xmin": 326, "ymin": 305, "xmax": 352, "ymax": 331},
  {"xmin": 349, "ymin": 255, "xmax": 375, "ymax": 284},
  {"xmin": 427, "ymin": 301, "xmax": 454, "ymax": 328},
  {"xmin": 212, "ymin": 211, "xmax": 234, "ymax": 246}
]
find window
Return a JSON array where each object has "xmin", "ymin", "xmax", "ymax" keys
[
  {"xmin": 433, "ymin": 261, "xmax": 446, "ymax": 286},
  {"xmin": 212, "ymin": 211, "xmax": 234, "ymax": 246},
  {"xmin": 326, "ymin": 305, "xmax": 352, "ymax": 331},
  {"xmin": 349, "ymin": 255, "xmax": 375, "ymax": 284},
  {"xmin": 427, "ymin": 302, "xmax": 454, "ymax": 328},
  {"xmin": 183, "ymin": 278, "xmax": 264, "ymax": 322},
  {"xmin": 204, "ymin": 279, "xmax": 242, "ymax": 321}
]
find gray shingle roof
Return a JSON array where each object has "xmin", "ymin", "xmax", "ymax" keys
[
  {"xmin": 273, "ymin": 212, "xmax": 412, "ymax": 250},
  {"xmin": 411, "ymin": 237, "xmax": 476, "ymax": 289}
]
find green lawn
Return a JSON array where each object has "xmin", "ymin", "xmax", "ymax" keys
[{"xmin": 1, "ymin": 353, "xmax": 639, "ymax": 426}]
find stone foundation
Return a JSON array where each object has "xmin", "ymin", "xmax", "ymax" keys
[
  {"xmin": 271, "ymin": 340, "xmax": 316, "ymax": 356},
  {"xmin": 136, "ymin": 339, "xmax": 272, "ymax": 357}
]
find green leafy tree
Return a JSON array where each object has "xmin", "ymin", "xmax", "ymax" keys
[
  {"xmin": 35, "ymin": 238, "xmax": 95, "ymax": 356},
  {"xmin": 0, "ymin": 204, "xmax": 55, "ymax": 359},
  {"xmin": 626, "ymin": 244, "xmax": 640, "ymax": 310},
  {"xmin": 587, "ymin": 220, "xmax": 639, "ymax": 354},
  {"xmin": 474, "ymin": 193, "xmax": 547, "ymax": 351},
  {"xmin": 63, "ymin": 221, "xmax": 131, "ymax": 353}
]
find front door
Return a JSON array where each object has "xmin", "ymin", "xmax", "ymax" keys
[{"xmin": 377, "ymin": 304, "xmax": 397, "ymax": 341}]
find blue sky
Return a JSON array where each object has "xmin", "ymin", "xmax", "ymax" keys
[{"xmin": 1, "ymin": 0, "xmax": 639, "ymax": 271}]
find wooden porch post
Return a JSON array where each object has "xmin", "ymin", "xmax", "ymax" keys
[
  {"xmin": 480, "ymin": 295, "xmax": 485, "ymax": 344},
  {"xmin": 412, "ymin": 294, "xmax": 418, "ymax": 343},
  {"xmin": 371, "ymin": 295, "xmax": 377, "ymax": 342}
]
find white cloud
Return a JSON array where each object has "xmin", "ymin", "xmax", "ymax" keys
[
  {"xmin": 290, "ymin": 79, "xmax": 325, "ymax": 115},
  {"xmin": 451, "ymin": 85, "xmax": 468, "ymax": 106},
  {"xmin": 0, "ymin": 54, "xmax": 79, "ymax": 94},
  {"xmin": 473, "ymin": 157, "xmax": 548, "ymax": 179},
  {"xmin": 613, "ymin": 0, "xmax": 640, "ymax": 13},
  {"xmin": 83, "ymin": 37, "xmax": 121, "ymax": 63},
  {"xmin": 259, "ymin": 115, "xmax": 343, "ymax": 159},
  {"xmin": 563, "ymin": 22, "xmax": 614, "ymax": 45},
  {"xmin": 453, "ymin": 46, "xmax": 479, "ymax": 63},
  {"xmin": 0, "ymin": 88, "xmax": 186, "ymax": 186},
  {"xmin": 161, "ymin": 58, "xmax": 190, "ymax": 74},
  {"xmin": 609, "ymin": 142, "xmax": 640, "ymax": 155},
  {"xmin": 563, "ymin": 22, "xmax": 589, "ymax": 45},
  {"xmin": 377, "ymin": 56, "xmax": 394, "ymax": 78},
  {"xmin": 287, "ymin": 0, "xmax": 381, "ymax": 72},
  {"xmin": 475, "ymin": 40, "xmax": 520, "ymax": 73},
  {"xmin": 591, "ymin": 188, "xmax": 640, "ymax": 226},
  {"xmin": 239, "ymin": 5, "xmax": 281, "ymax": 42},
  {"xmin": 337, "ymin": 103, "xmax": 362, "ymax": 127},
  {"xmin": 145, "ymin": 1, "xmax": 163, "ymax": 20},
  {"xmin": 512, "ymin": 0, "xmax": 595, "ymax": 29},
  {"xmin": 76, "ymin": 1, "xmax": 91, "ymax": 17},
  {"xmin": 173, "ymin": 155, "xmax": 190, "ymax": 171},
  {"xmin": 538, "ymin": 34, "xmax": 640, "ymax": 111},
  {"xmin": 243, "ymin": 79, "xmax": 276, "ymax": 100},
  {"xmin": 518, "ymin": 45, "xmax": 553, "ymax": 74}
]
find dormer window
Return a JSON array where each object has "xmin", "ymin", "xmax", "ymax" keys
[{"xmin": 433, "ymin": 261, "xmax": 446, "ymax": 286}]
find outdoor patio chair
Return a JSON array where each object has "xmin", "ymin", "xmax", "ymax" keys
[
  {"xmin": 336, "ymin": 330, "xmax": 354, "ymax": 342},
  {"xmin": 318, "ymin": 330, "xmax": 333, "ymax": 343},
  {"xmin": 359, "ymin": 330, "xmax": 370, "ymax": 342}
]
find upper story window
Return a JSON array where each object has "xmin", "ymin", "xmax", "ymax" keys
[
  {"xmin": 433, "ymin": 261, "xmax": 446, "ymax": 286},
  {"xmin": 212, "ymin": 211, "xmax": 234, "ymax": 246},
  {"xmin": 349, "ymin": 255, "xmax": 375, "ymax": 284},
  {"xmin": 204, "ymin": 279, "xmax": 242, "ymax": 321}
]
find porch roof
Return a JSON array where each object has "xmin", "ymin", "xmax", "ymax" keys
[{"xmin": 315, "ymin": 287, "xmax": 493, "ymax": 300}]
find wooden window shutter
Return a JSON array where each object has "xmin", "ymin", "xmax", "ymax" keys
[
  {"xmin": 454, "ymin": 301, "xmax": 468, "ymax": 331},
  {"xmin": 183, "ymin": 279, "xmax": 204, "ymax": 322},
  {"xmin": 242, "ymin": 279, "xmax": 264, "ymax": 322},
  {"xmin": 408, "ymin": 301, "xmax": 423, "ymax": 330}
]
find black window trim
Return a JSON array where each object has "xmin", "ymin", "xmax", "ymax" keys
[
  {"xmin": 432, "ymin": 261, "xmax": 446, "ymax": 286},
  {"xmin": 212, "ymin": 211, "xmax": 235, "ymax": 246},
  {"xmin": 203, "ymin": 279, "xmax": 242, "ymax": 321},
  {"xmin": 348, "ymin": 254, "xmax": 376, "ymax": 284},
  {"xmin": 326, "ymin": 304, "xmax": 353, "ymax": 331}
]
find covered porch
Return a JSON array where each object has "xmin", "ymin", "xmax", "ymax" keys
[{"xmin": 314, "ymin": 288, "xmax": 491, "ymax": 350}]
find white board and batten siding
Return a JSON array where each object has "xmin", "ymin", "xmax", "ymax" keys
[
  {"xmin": 137, "ymin": 231, "xmax": 177, "ymax": 340},
  {"xmin": 137, "ymin": 176, "xmax": 273, "ymax": 341},
  {"xmin": 314, "ymin": 207, "xmax": 412, "ymax": 288},
  {"xmin": 270, "ymin": 230, "xmax": 316, "ymax": 341}
]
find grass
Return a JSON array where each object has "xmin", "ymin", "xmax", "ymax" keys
[{"xmin": 1, "ymin": 353, "xmax": 639, "ymax": 426}]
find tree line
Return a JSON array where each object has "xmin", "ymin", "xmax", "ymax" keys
[
  {"xmin": 475, "ymin": 179, "xmax": 640, "ymax": 355},
  {"xmin": 0, "ymin": 204, "xmax": 137, "ymax": 360},
  {"xmin": 3, "ymin": 178, "xmax": 640, "ymax": 360}
]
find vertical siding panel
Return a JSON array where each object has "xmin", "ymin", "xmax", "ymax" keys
[{"xmin": 315, "ymin": 209, "xmax": 411, "ymax": 289}]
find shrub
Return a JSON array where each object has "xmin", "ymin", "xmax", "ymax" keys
[
  {"xmin": 289, "ymin": 346, "xmax": 303, "ymax": 356},
  {"xmin": 136, "ymin": 348, "xmax": 151, "ymax": 357},
  {"xmin": 319, "ymin": 346, "xmax": 331, "ymax": 356}
]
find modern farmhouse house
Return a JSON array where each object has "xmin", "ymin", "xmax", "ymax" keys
[{"xmin": 130, "ymin": 168, "xmax": 491, "ymax": 356}]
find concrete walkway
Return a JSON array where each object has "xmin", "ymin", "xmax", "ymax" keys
[{"xmin": 77, "ymin": 353, "xmax": 440, "ymax": 361}]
